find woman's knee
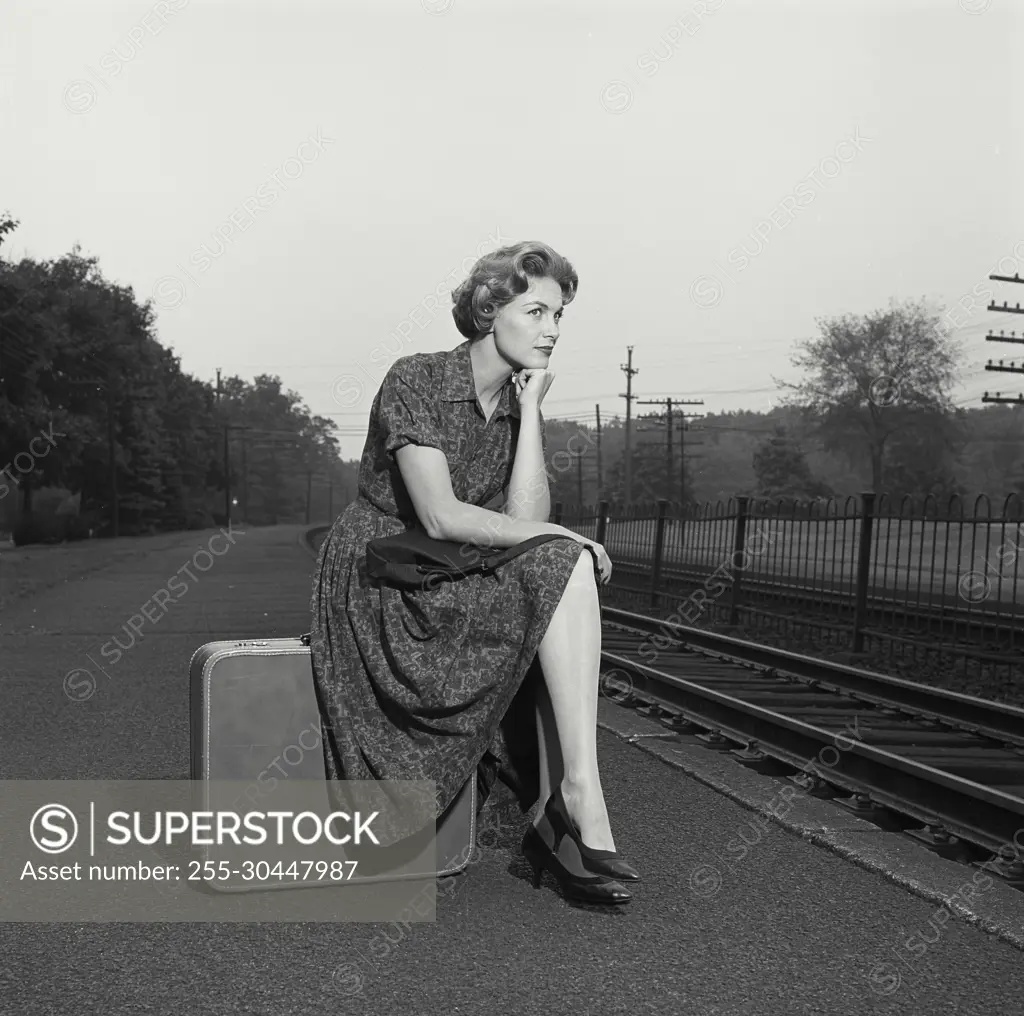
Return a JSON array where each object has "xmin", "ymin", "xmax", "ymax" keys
[{"xmin": 563, "ymin": 547, "xmax": 598, "ymax": 595}]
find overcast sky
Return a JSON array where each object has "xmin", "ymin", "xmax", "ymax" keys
[{"xmin": 3, "ymin": 0, "xmax": 1021, "ymax": 457}]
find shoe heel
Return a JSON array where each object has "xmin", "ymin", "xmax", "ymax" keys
[
  {"xmin": 521, "ymin": 818, "xmax": 632, "ymax": 905},
  {"xmin": 527, "ymin": 856, "xmax": 543, "ymax": 889},
  {"xmin": 522, "ymin": 830, "xmax": 544, "ymax": 889}
]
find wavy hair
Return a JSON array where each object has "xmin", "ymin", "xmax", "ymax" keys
[{"xmin": 451, "ymin": 240, "xmax": 579, "ymax": 340}]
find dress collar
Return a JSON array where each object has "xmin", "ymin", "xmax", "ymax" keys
[{"xmin": 440, "ymin": 340, "xmax": 520, "ymax": 420}]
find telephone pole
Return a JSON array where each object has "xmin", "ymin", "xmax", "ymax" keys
[
  {"xmin": 637, "ymin": 397, "xmax": 704, "ymax": 505},
  {"xmin": 246, "ymin": 430, "xmax": 303, "ymax": 525},
  {"xmin": 240, "ymin": 435, "xmax": 248, "ymax": 522},
  {"xmin": 620, "ymin": 347, "xmax": 639, "ymax": 505},
  {"xmin": 637, "ymin": 397, "xmax": 675, "ymax": 494},
  {"xmin": 677, "ymin": 417, "xmax": 705, "ymax": 505},
  {"xmin": 594, "ymin": 404, "xmax": 603, "ymax": 499},
  {"xmin": 223, "ymin": 424, "xmax": 252, "ymax": 526},
  {"xmin": 67, "ymin": 368, "xmax": 121, "ymax": 537},
  {"xmin": 983, "ymin": 272, "xmax": 1024, "ymax": 405},
  {"xmin": 223, "ymin": 425, "xmax": 230, "ymax": 523}
]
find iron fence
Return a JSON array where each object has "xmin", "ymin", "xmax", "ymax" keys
[{"xmin": 555, "ymin": 493, "xmax": 1024, "ymax": 694}]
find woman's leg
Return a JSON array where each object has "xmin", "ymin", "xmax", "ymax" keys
[
  {"xmin": 534, "ymin": 680, "xmax": 562, "ymax": 809},
  {"xmin": 534, "ymin": 550, "xmax": 615, "ymax": 851}
]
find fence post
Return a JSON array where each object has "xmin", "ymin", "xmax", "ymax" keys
[
  {"xmin": 595, "ymin": 500, "xmax": 609, "ymax": 546},
  {"xmin": 852, "ymin": 491, "xmax": 876, "ymax": 653},
  {"xmin": 553, "ymin": 501, "xmax": 563, "ymax": 525},
  {"xmin": 650, "ymin": 499, "xmax": 668, "ymax": 609},
  {"xmin": 728, "ymin": 496, "xmax": 750, "ymax": 626}
]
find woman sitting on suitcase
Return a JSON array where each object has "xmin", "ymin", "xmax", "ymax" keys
[{"xmin": 310, "ymin": 240, "xmax": 638, "ymax": 905}]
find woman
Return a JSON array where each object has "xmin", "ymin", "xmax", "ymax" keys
[{"xmin": 310, "ymin": 240, "xmax": 638, "ymax": 905}]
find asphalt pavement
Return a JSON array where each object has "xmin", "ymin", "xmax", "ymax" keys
[{"xmin": 1, "ymin": 524, "xmax": 1022, "ymax": 1015}]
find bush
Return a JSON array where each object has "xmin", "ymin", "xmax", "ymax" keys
[
  {"xmin": 187, "ymin": 510, "xmax": 215, "ymax": 531},
  {"xmin": 31, "ymin": 488, "xmax": 72, "ymax": 516},
  {"xmin": 63, "ymin": 516, "xmax": 93, "ymax": 541},
  {"xmin": 12, "ymin": 514, "xmax": 69, "ymax": 546},
  {"xmin": 12, "ymin": 512, "xmax": 102, "ymax": 546},
  {"xmin": 116, "ymin": 522, "xmax": 158, "ymax": 537},
  {"xmin": 11, "ymin": 516, "xmax": 41, "ymax": 546}
]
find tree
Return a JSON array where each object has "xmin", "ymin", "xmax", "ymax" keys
[
  {"xmin": 751, "ymin": 425, "xmax": 831, "ymax": 499},
  {"xmin": 1, "ymin": 221, "xmax": 353, "ymax": 538},
  {"xmin": 0, "ymin": 212, "xmax": 18, "ymax": 252},
  {"xmin": 778, "ymin": 297, "xmax": 964, "ymax": 492},
  {"xmin": 602, "ymin": 443, "xmax": 696, "ymax": 511},
  {"xmin": 0, "ymin": 251, "xmax": 84, "ymax": 511}
]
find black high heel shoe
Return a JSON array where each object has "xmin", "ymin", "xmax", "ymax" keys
[
  {"xmin": 544, "ymin": 786, "xmax": 641, "ymax": 883},
  {"xmin": 521, "ymin": 826, "xmax": 632, "ymax": 904},
  {"xmin": 521, "ymin": 788, "xmax": 633, "ymax": 904}
]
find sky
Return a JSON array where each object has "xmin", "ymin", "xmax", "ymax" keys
[{"xmin": 2, "ymin": 0, "xmax": 1022, "ymax": 458}]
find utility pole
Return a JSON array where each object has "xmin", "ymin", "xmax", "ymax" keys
[
  {"xmin": 637, "ymin": 397, "xmax": 704, "ymax": 505},
  {"xmin": 216, "ymin": 368, "xmax": 221, "ymax": 402},
  {"xmin": 678, "ymin": 417, "xmax": 705, "ymax": 505},
  {"xmin": 107, "ymin": 383, "xmax": 119, "ymax": 538},
  {"xmin": 246, "ymin": 429, "xmax": 305, "ymax": 524},
  {"xmin": 223, "ymin": 425, "xmax": 231, "ymax": 524},
  {"xmin": 68, "ymin": 369, "xmax": 120, "ymax": 537},
  {"xmin": 620, "ymin": 347, "xmax": 639, "ymax": 505},
  {"xmin": 222, "ymin": 424, "xmax": 254, "ymax": 526},
  {"xmin": 594, "ymin": 404, "xmax": 603, "ymax": 500},
  {"xmin": 240, "ymin": 434, "xmax": 248, "ymax": 522},
  {"xmin": 270, "ymin": 443, "xmax": 278, "ymax": 524},
  {"xmin": 983, "ymin": 272, "xmax": 1024, "ymax": 405}
]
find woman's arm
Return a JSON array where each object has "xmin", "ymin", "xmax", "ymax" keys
[
  {"xmin": 395, "ymin": 443, "xmax": 576, "ymax": 548},
  {"xmin": 503, "ymin": 407, "xmax": 550, "ymax": 522}
]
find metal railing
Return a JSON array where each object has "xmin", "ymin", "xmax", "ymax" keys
[{"xmin": 555, "ymin": 493, "xmax": 1024, "ymax": 689}]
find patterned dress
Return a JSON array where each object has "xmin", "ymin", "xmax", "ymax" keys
[{"xmin": 309, "ymin": 339, "xmax": 585, "ymax": 836}]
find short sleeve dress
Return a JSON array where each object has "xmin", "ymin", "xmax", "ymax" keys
[{"xmin": 309, "ymin": 340, "xmax": 586, "ymax": 832}]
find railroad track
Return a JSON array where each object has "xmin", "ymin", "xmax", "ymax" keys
[{"xmin": 599, "ymin": 605, "xmax": 1024, "ymax": 885}]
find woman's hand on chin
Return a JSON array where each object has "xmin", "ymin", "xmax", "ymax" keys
[{"xmin": 514, "ymin": 369, "xmax": 554, "ymax": 410}]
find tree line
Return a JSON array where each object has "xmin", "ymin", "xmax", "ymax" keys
[{"xmin": 0, "ymin": 214, "xmax": 351, "ymax": 543}]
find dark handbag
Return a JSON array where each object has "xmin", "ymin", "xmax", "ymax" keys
[{"xmin": 365, "ymin": 527, "xmax": 574, "ymax": 590}]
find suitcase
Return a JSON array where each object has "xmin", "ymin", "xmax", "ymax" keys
[{"xmin": 189, "ymin": 634, "xmax": 476, "ymax": 892}]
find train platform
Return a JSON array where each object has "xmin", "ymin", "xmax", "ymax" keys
[{"xmin": 1, "ymin": 524, "xmax": 1023, "ymax": 1016}]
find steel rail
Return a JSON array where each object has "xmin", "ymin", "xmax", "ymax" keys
[
  {"xmin": 600, "ymin": 609, "xmax": 1024, "ymax": 856},
  {"xmin": 600, "ymin": 647, "xmax": 1024, "ymax": 856},
  {"xmin": 603, "ymin": 606, "xmax": 1024, "ymax": 746}
]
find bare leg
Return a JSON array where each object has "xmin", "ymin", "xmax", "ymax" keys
[
  {"xmin": 534, "ymin": 550, "xmax": 615, "ymax": 851},
  {"xmin": 534, "ymin": 681, "xmax": 562, "ymax": 810}
]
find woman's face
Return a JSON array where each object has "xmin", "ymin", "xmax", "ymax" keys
[{"xmin": 491, "ymin": 275, "xmax": 564, "ymax": 370}]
